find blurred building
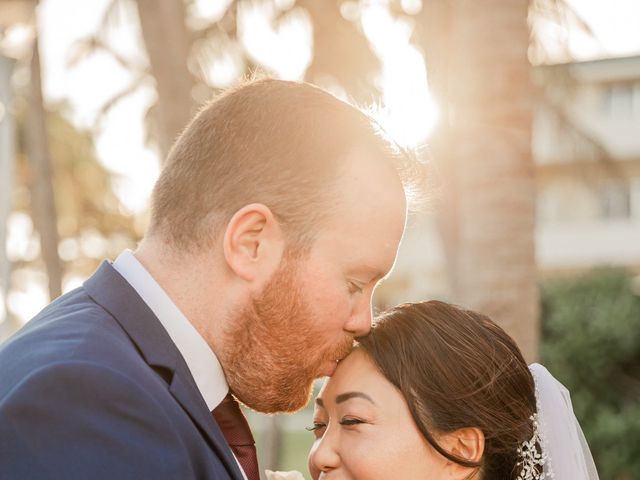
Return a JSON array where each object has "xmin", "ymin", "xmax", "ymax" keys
[
  {"xmin": 535, "ymin": 55, "xmax": 640, "ymax": 274},
  {"xmin": 379, "ymin": 55, "xmax": 640, "ymax": 306}
]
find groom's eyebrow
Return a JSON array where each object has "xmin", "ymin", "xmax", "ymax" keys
[{"xmin": 335, "ymin": 392, "xmax": 376, "ymax": 405}]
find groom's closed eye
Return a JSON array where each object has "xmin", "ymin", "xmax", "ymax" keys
[{"xmin": 347, "ymin": 281, "xmax": 364, "ymax": 295}]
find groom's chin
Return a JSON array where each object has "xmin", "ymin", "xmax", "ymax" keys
[
  {"xmin": 238, "ymin": 379, "xmax": 315, "ymax": 415},
  {"xmin": 274, "ymin": 380, "xmax": 316, "ymax": 414},
  {"xmin": 318, "ymin": 359, "xmax": 339, "ymax": 377}
]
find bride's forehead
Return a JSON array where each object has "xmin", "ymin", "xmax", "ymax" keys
[
  {"xmin": 316, "ymin": 351, "xmax": 377, "ymax": 402},
  {"xmin": 317, "ymin": 378, "xmax": 330, "ymax": 399},
  {"xmin": 314, "ymin": 369, "xmax": 346, "ymax": 407}
]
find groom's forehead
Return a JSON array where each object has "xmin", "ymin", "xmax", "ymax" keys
[{"xmin": 326, "ymin": 177, "xmax": 406, "ymax": 245}]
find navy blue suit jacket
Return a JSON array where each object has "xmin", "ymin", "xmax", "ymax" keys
[{"xmin": 0, "ymin": 261, "xmax": 245, "ymax": 480}]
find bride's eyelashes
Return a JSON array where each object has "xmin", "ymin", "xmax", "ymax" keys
[
  {"xmin": 305, "ymin": 416, "xmax": 366, "ymax": 437},
  {"xmin": 339, "ymin": 416, "xmax": 366, "ymax": 427},
  {"xmin": 306, "ymin": 422, "xmax": 327, "ymax": 432},
  {"xmin": 306, "ymin": 422, "xmax": 327, "ymax": 438}
]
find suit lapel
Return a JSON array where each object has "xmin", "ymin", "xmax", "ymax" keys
[
  {"xmin": 168, "ymin": 372, "xmax": 246, "ymax": 478},
  {"xmin": 84, "ymin": 261, "xmax": 245, "ymax": 480},
  {"xmin": 168, "ymin": 363, "xmax": 246, "ymax": 480}
]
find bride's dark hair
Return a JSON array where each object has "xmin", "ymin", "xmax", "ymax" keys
[{"xmin": 357, "ymin": 300, "xmax": 537, "ymax": 479}]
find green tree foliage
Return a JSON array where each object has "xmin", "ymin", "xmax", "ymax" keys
[{"xmin": 541, "ymin": 268, "xmax": 640, "ymax": 480}]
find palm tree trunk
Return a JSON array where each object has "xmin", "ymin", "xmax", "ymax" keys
[
  {"xmin": 28, "ymin": 36, "xmax": 63, "ymax": 301},
  {"xmin": 136, "ymin": 0, "xmax": 194, "ymax": 161},
  {"xmin": 418, "ymin": 0, "xmax": 539, "ymax": 361},
  {"xmin": 0, "ymin": 54, "xmax": 17, "ymax": 339}
]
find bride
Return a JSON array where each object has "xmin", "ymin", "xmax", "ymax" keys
[{"xmin": 306, "ymin": 300, "xmax": 599, "ymax": 480}]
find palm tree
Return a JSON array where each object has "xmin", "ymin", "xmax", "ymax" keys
[
  {"xmin": 27, "ymin": 35, "xmax": 63, "ymax": 301},
  {"xmin": 414, "ymin": 0, "xmax": 539, "ymax": 361},
  {"xmin": 0, "ymin": 53, "xmax": 17, "ymax": 338},
  {"xmin": 136, "ymin": 0, "xmax": 194, "ymax": 159}
]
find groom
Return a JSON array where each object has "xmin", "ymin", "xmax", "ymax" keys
[{"xmin": 0, "ymin": 79, "xmax": 409, "ymax": 479}]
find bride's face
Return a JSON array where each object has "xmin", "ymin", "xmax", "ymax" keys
[{"xmin": 307, "ymin": 349, "xmax": 451, "ymax": 480}]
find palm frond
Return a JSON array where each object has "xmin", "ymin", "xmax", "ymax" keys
[
  {"xmin": 66, "ymin": 35, "xmax": 140, "ymax": 72},
  {"xmin": 92, "ymin": 72, "xmax": 150, "ymax": 131}
]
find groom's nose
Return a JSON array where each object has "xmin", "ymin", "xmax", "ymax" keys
[{"xmin": 343, "ymin": 297, "xmax": 373, "ymax": 337}]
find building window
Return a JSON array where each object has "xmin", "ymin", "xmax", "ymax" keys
[
  {"xmin": 631, "ymin": 179, "xmax": 640, "ymax": 221},
  {"xmin": 602, "ymin": 83, "xmax": 634, "ymax": 117},
  {"xmin": 600, "ymin": 181, "xmax": 631, "ymax": 219},
  {"xmin": 634, "ymin": 82, "xmax": 640, "ymax": 116}
]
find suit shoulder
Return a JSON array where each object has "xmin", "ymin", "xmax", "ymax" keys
[
  {"xmin": 0, "ymin": 361, "xmax": 195, "ymax": 479},
  {"xmin": 0, "ymin": 287, "xmax": 141, "ymax": 395},
  {"xmin": 2, "ymin": 360, "xmax": 165, "ymax": 412}
]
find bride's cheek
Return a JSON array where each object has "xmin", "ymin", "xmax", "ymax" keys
[{"xmin": 340, "ymin": 434, "xmax": 381, "ymax": 476}]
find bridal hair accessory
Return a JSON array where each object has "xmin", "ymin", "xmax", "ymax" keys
[{"xmin": 515, "ymin": 413, "xmax": 552, "ymax": 480}]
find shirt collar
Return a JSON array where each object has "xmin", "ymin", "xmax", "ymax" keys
[{"xmin": 113, "ymin": 249, "xmax": 228, "ymax": 411}]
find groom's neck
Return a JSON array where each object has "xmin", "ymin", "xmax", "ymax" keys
[{"xmin": 133, "ymin": 237, "xmax": 242, "ymax": 355}]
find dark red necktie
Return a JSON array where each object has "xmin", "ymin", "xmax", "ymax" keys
[{"xmin": 212, "ymin": 393, "xmax": 260, "ymax": 480}]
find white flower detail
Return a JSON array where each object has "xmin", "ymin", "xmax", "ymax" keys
[{"xmin": 264, "ymin": 469, "xmax": 306, "ymax": 480}]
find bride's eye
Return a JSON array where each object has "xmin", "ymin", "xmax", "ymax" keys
[
  {"xmin": 306, "ymin": 422, "xmax": 327, "ymax": 436},
  {"xmin": 339, "ymin": 417, "xmax": 364, "ymax": 427}
]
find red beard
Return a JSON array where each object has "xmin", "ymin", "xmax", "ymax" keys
[{"xmin": 221, "ymin": 252, "xmax": 353, "ymax": 413}]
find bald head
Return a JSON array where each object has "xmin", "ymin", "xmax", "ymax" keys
[{"xmin": 147, "ymin": 79, "xmax": 418, "ymax": 252}]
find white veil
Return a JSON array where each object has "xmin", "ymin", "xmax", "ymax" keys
[{"xmin": 529, "ymin": 363, "xmax": 599, "ymax": 480}]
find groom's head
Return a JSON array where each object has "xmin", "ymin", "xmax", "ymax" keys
[{"xmin": 146, "ymin": 79, "xmax": 415, "ymax": 413}]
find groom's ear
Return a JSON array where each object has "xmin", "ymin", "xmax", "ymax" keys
[{"xmin": 222, "ymin": 203, "xmax": 285, "ymax": 283}]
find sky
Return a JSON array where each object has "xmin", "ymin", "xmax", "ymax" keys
[{"xmin": 563, "ymin": 0, "xmax": 640, "ymax": 59}]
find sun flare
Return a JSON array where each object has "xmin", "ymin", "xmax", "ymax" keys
[{"xmin": 361, "ymin": 4, "xmax": 439, "ymax": 150}]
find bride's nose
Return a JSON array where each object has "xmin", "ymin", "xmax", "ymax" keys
[{"xmin": 308, "ymin": 431, "xmax": 341, "ymax": 477}]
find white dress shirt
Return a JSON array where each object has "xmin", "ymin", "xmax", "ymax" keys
[{"xmin": 113, "ymin": 250, "xmax": 248, "ymax": 479}]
